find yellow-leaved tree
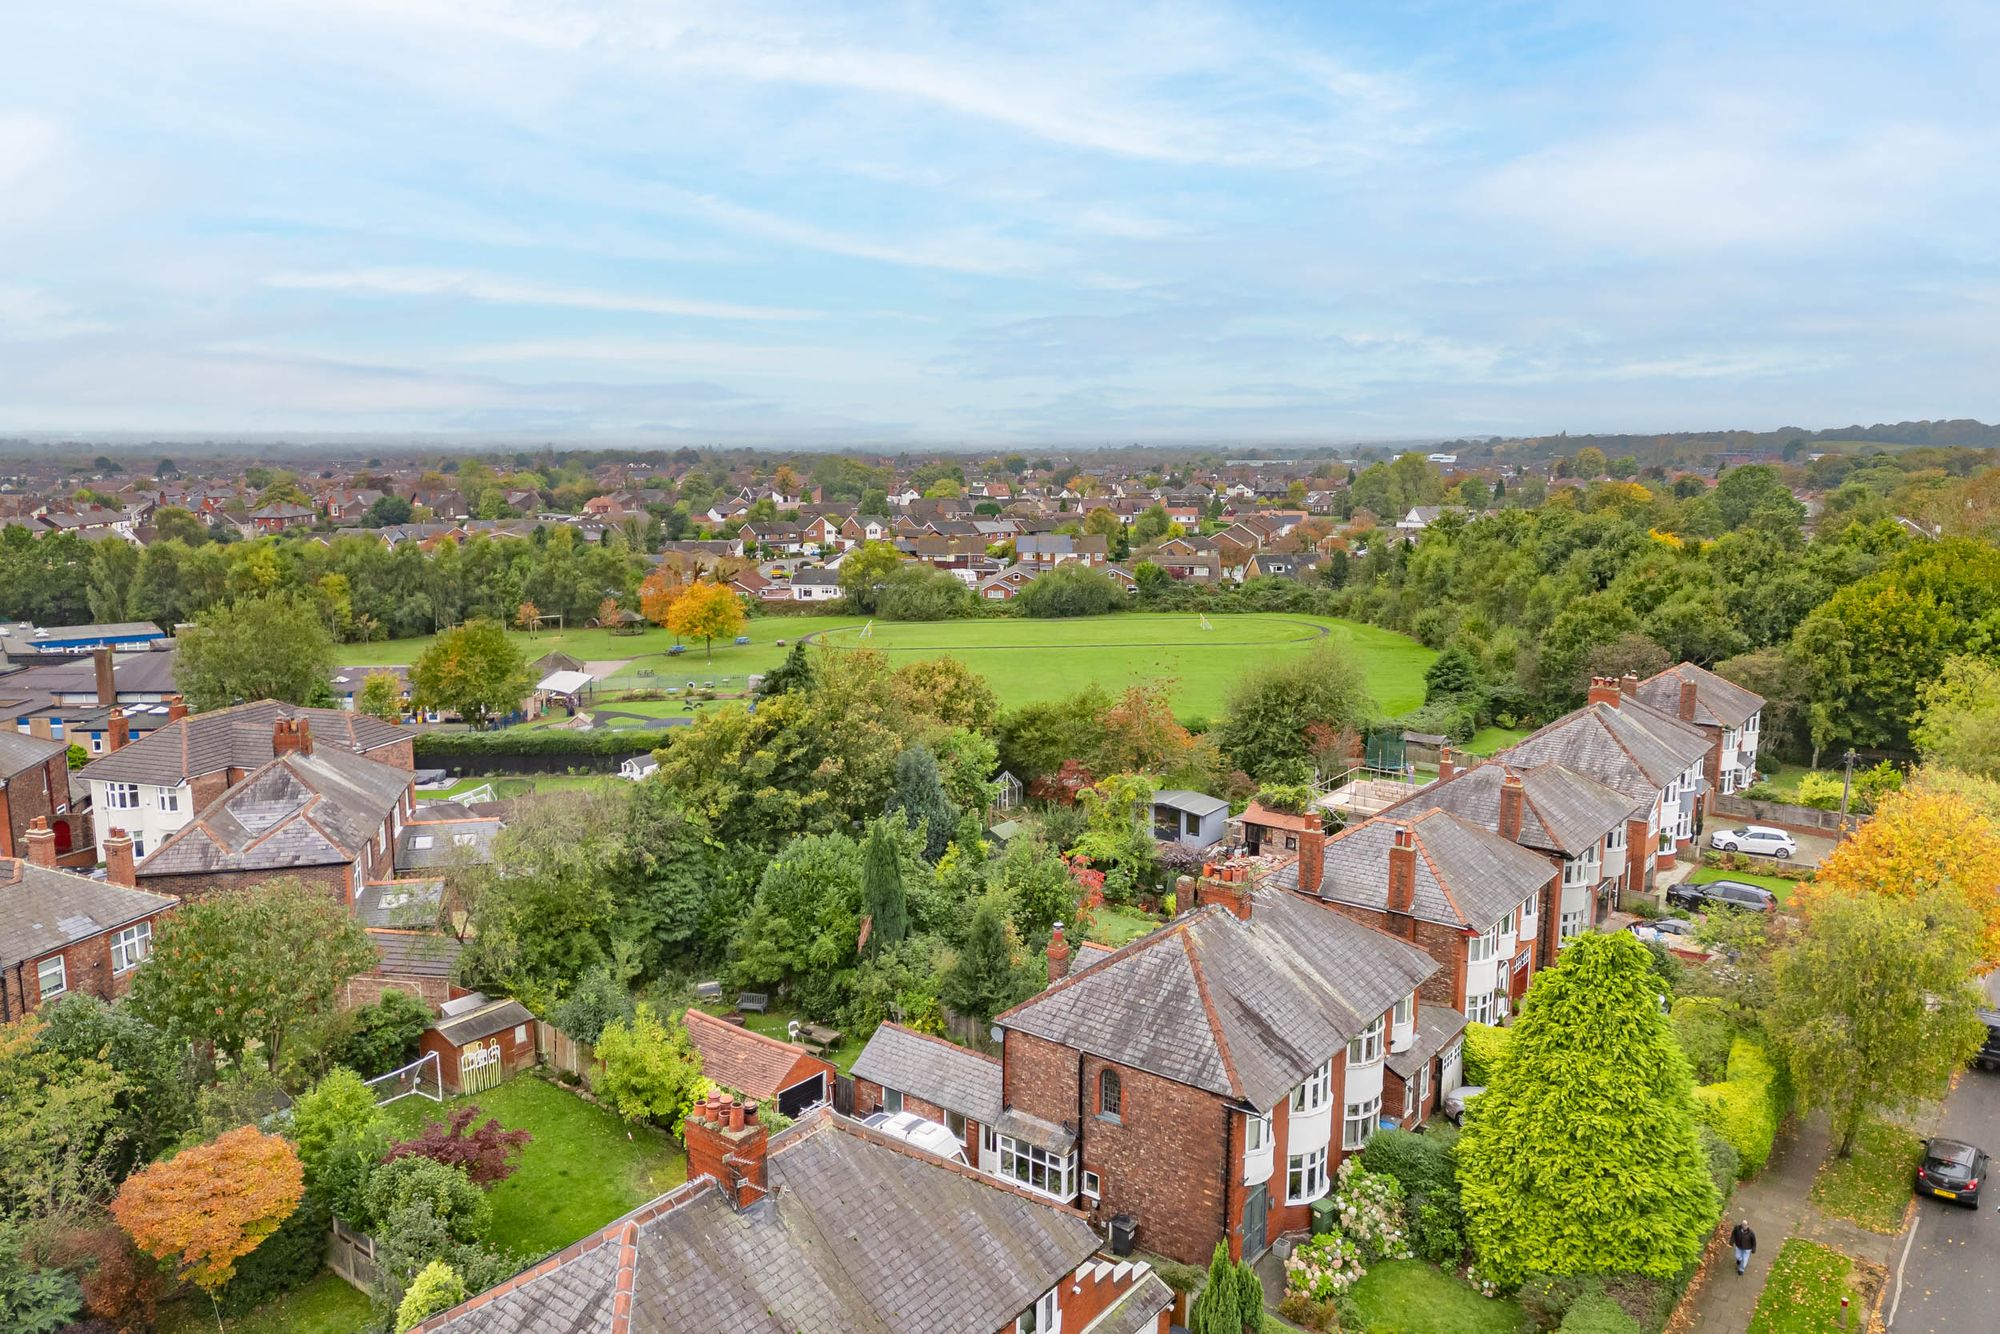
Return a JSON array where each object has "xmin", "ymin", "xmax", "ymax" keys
[
  {"xmin": 665, "ymin": 581, "xmax": 746, "ymax": 660},
  {"xmin": 111, "ymin": 1126, "xmax": 304, "ymax": 1293}
]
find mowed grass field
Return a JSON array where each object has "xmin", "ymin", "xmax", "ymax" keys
[{"xmin": 338, "ymin": 613, "xmax": 1434, "ymax": 720}]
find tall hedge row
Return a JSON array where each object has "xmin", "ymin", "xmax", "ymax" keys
[{"xmin": 1693, "ymin": 1037, "xmax": 1785, "ymax": 1178}]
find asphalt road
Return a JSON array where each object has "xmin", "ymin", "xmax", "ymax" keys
[{"xmin": 1887, "ymin": 979, "xmax": 2000, "ymax": 1333}]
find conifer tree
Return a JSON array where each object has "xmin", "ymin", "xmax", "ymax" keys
[{"xmin": 860, "ymin": 819, "xmax": 908, "ymax": 956}]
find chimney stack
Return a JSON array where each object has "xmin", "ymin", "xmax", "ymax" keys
[
  {"xmin": 1678, "ymin": 676, "xmax": 1699, "ymax": 724},
  {"xmin": 93, "ymin": 646, "xmax": 115, "ymax": 709},
  {"xmin": 1437, "ymin": 745, "xmax": 1455, "ymax": 782},
  {"xmin": 272, "ymin": 716, "xmax": 314, "ymax": 758},
  {"xmin": 684, "ymin": 1091, "xmax": 769, "ymax": 1211},
  {"xmin": 1045, "ymin": 922, "xmax": 1070, "ymax": 985},
  {"xmin": 107, "ymin": 708, "xmax": 130, "ymax": 752},
  {"xmin": 167, "ymin": 694, "xmax": 187, "ymax": 722},
  {"xmin": 1499, "ymin": 771, "xmax": 1526, "ymax": 843},
  {"xmin": 24, "ymin": 816, "xmax": 56, "ymax": 868},
  {"xmin": 1586, "ymin": 676, "xmax": 1623, "ymax": 709},
  {"xmin": 1620, "ymin": 672, "xmax": 1640, "ymax": 699},
  {"xmin": 1195, "ymin": 861, "xmax": 1255, "ymax": 921},
  {"xmin": 1387, "ymin": 825, "xmax": 1416, "ymax": 916},
  {"xmin": 105, "ymin": 826, "xmax": 136, "ymax": 887},
  {"xmin": 1297, "ymin": 812, "xmax": 1326, "ymax": 896}
]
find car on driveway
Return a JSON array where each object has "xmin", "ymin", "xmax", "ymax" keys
[
  {"xmin": 1708, "ymin": 825, "xmax": 1797, "ymax": 858},
  {"xmin": 1666, "ymin": 879, "xmax": 1778, "ymax": 914},
  {"xmin": 1915, "ymin": 1137, "xmax": 1989, "ymax": 1208},
  {"xmin": 1443, "ymin": 1086, "xmax": 1485, "ymax": 1125}
]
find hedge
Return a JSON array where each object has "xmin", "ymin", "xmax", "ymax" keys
[
  {"xmin": 414, "ymin": 727, "xmax": 681, "ymax": 760},
  {"xmin": 215, "ymin": 1190, "xmax": 331, "ymax": 1317},
  {"xmin": 1694, "ymin": 1037, "xmax": 1782, "ymax": 1178},
  {"xmin": 1462, "ymin": 1022, "xmax": 1512, "ymax": 1086},
  {"xmin": 1670, "ymin": 997, "xmax": 1734, "ymax": 1084}
]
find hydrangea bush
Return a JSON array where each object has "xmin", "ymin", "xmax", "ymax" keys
[
  {"xmin": 1285, "ymin": 1231, "xmax": 1366, "ymax": 1300},
  {"xmin": 1330, "ymin": 1159, "xmax": 1413, "ymax": 1262}
]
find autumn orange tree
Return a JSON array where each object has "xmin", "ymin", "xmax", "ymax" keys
[
  {"xmin": 513, "ymin": 600, "xmax": 539, "ymax": 633},
  {"xmin": 665, "ymin": 580, "xmax": 746, "ymax": 660},
  {"xmin": 111, "ymin": 1126, "xmax": 303, "ymax": 1294},
  {"xmin": 638, "ymin": 565, "xmax": 685, "ymax": 627},
  {"xmin": 1800, "ymin": 785, "xmax": 2000, "ymax": 969}
]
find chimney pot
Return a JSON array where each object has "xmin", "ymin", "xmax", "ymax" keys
[
  {"xmin": 167, "ymin": 694, "xmax": 187, "ymax": 722},
  {"xmin": 1678, "ymin": 675, "xmax": 1699, "ymax": 724},
  {"xmin": 1499, "ymin": 771, "xmax": 1526, "ymax": 843},
  {"xmin": 1587, "ymin": 676, "xmax": 1623, "ymax": 709},
  {"xmin": 1045, "ymin": 923, "xmax": 1070, "ymax": 985},
  {"xmin": 24, "ymin": 816, "xmax": 56, "ymax": 869},
  {"xmin": 108, "ymin": 708, "xmax": 130, "ymax": 752},
  {"xmin": 1298, "ymin": 811, "xmax": 1326, "ymax": 896},
  {"xmin": 1437, "ymin": 745, "xmax": 1455, "ymax": 782},
  {"xmin": 1620, "ymin": 672, "xmax": 1640, "ymax": 698},
  {"xmin": 104, "ymin": 826, "xmax": 136, "ymax": 886},
  {"xmin": 1387, "ymin": 824, "xmax": 1417, "ymax": 915}
]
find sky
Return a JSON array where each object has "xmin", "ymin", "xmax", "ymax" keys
[{"xmin": 2, "ymin": 0, "xmax": 1996, "ymax": 446}]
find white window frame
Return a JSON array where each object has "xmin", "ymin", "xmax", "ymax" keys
[
  {"xmin": 1519, "ymin": 893, "xmax": 1539, "ymax": 933},
  {"xmin": 110, "ymin": 921, "xmax": 151, "ymax": 974},
  {"xmin": 158, "ymin": 786, "xmax": 180, "ymax": 813},
  {"xmin": 1246, "ymin": 1112, "xmax": 1271, "ymax": 1154},
  {"xmin": 1413, "ymin": 1063, "xmax": 1429, "ymax": 1116},
  {"xmin": 996, "ymin": 1136, "xmax": 1077, "ymax": 1202},
  {"xmin": 1286, "ymin": 1146, "xmax": 1330, "ymax": 1204},
  {"xmin": 1465, "ymin": 990, "xmax": 1494, "ymax": 1025},
  {"xmin": 105, "ymin": 782, "xmax": 139, "ymax": 810},
  {"xmin": 37, "ymin": 954, "xmax": 66, "ymax": 1001},
  {"xmin": 1605, "ymin": 824, "xmax": 1626, "ymax": 853},
  {"xmin": 1347, "ymin": 1016, "xmax": 1385, "ymax": 1067},
  {"xmin": 1017, "ymin": 1286, "xmax": 1061, "ymax": 1334},
  {"xmin": 1343, "ymin": 1094, "xmax": 1383, "ymax": 1150},
  {"xmin": 132, "ymin": 834, "xmax": 146, "ymax": 860},
  {"xmin": 1291, "ymin": 1061, "xmax": 1332, "ymax": 1114},
  {"xmin": 1466, "ymin": 926, "xmax": 1498, "ymax": 964},
  {"xmin": 1081, "ymin": 1170, "xmax": 1101, "ymax": 1201},
  {"xmin": 1392, "ymin": 994, "xmax": 1414, "ymax": 1030},
  {"xmin": 946, "ymin": 1110, "xmax": 967, "ymax": 1139},
  {"xmin": 1560, "ymin": 907, "xmax": 1588, "ymax": 943}
]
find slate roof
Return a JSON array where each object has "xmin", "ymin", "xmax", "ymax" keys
[
  {"xmin": 355, "ymin": 878, "xmax": 443, "ymax": 928},
  {"xmin": 1634, "ymin": 662, "xmax": 1764, "ymax": 729},
  {"xmin": 683, "ymin": 1009, "xmax": 827, "ymax": 1101},
  {"xmin": 1153, "ymin": 789, "xmax": 1228, "ymax": 818},
  {"xmin": 1386, "ymin": 1004, "xmax": 1469, "ymax": 1082},
  {"xmin": 135, "ymin": 747, "xmax": 410, "ymax": 878},
  {"xmin": 1093, "ymin": 1274, "xmax": 1177, "ymax": 1334},
  {"xmin": 78, "ymin": 700, "xmax": 411, "ymax": 786},
  {"xmin": 0, "ymin": 858, "xmax": 176, "ymax": 968},
  {"xmin": 1266, "ymin": 808, "xmax": 1557, "ymax": 934},
  {"xmin": 851, "ymin": 1022, "xmax": 1004, "ymax": 1125},
  {"xmin": 419, "ymin": 1109, "xmax": 1152, "ymax": 1334},
  {"xmin": 369, "ymin": 928, "xmax": 459, "ymax": 979},
  {"xmin": 1495, "ymin": 698, "xmax": 1711, "ymax": 805},
  {"xmin": 0, "ymin": 729, "xmax": 65, "ymax": 778},
  {"xmin": 396, "ymin": 818, "xmax": 502, "ymax": 871},
  {"xmin": 1378, "ymin": 760, "xmax": 1638, "ymax": 856},
  {"xmin": 999, "ymin": 889, "xmax": 1438, "ymax": 1112}
]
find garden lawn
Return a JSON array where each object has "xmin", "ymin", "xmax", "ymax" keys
[
  {"xmin": 158, "ymin": 1270, "xmax": 371, "ymax": 1334},
  {"xmin": 342, "ymin": 613, "xmax": 1434, "ymax": 722},
  {"xmin": 1810, "ymin": 1118, "xmax": 1923, "ymax": 1234},
  {"xmin": 1083, "ymin": 904, "xmax": 1164, "ymax": 948},
  {"xmin": 1746, "ymin": 1240, "xmax": 1864, "ymax": 1334},
  {"xmin": 1688, "ymin": 866, "xmax": 1801, "ymax": 905},
  {"xmin": 693, "ymin": 1001, "xmax": 870, "ymax": 1073},
  {"xmin": 1345, "ymin": 1260, "xmax": 1528, "ymax": 1334},
  {"xmin": 1464, "ymin": 726, "xmax": 1530, "ymax": 756},
  {"xmin": 382, "ymin": 1075, "xmax": 685, "ymax": 1257}
]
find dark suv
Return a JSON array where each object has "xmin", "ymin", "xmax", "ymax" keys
[
  {"xmin": 1975, "ymin": 1009, "xmax": 2000, "ymax": 1073},
  {"xmin": 1915, "ymin": 1138, "xmax": 1989, "ymax": 1208},
  {"xmin": 1665, "ymin": 878, "xmax": 1777, "ymax": 914}
]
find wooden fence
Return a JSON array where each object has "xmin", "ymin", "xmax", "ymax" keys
[
  {"xmin": 1711, "ymin": 792, "xmax": 1852, "ymax": 834},
  {"xmin": 537, "ymin": 1020, "xmax": 598, "ymax": 1080},
  {"xmin": 327, "ymin": 1218, "xmax": 377, "ymax": 1290}
]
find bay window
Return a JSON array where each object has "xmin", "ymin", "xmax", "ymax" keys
[
  {"xmin": 1287, "ymin": 1146, "xmax": 1329, "ymax": 1203},
  {"xmin": 1342, "ymin": 1094, "xmax": 1382, "ymax": 1150},
  {"xmin": 997, "ymin": 1137, "xmax": 1076, "ymax": 1202},
  {"xmin": 1291, "ymin": 1061, "xmax": 1332, "ymax": 1114},
  {"xmin": 1466, "ymin": 927, "xmax": 1498, "ymax": 965},
  {"xmin": 1560, "ymin": 907, "xmax": 1588, "ymax": 943},
  {"xmin": 1246, "ymin": 1112, "xmax": 1271, "ymax": 1154},
  {"xmin": 1465, "ymin": 990, "xmax": 1494, "ymax": 1025},
  {"xmin": 1347, "ymin": 1016, "xmax": 1385, "ymax": 1067}
]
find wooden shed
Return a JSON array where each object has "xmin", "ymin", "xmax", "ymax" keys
[
  {"xmin": 420, "ymin": 992, "xmax": 538, "ymax": 1095},
  {"xmin": 683, "ymin": 1008, "xmax": 835, "ymax": 1118}
]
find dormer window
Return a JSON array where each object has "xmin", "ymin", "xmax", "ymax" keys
[
  {"xmin": 1291, "ymin": 1061, "xmax": 1332, "ymax": 1113},
  {"xmin": 1348, "ymin": 1016, "xmax": 1386, "ymax": 1067}
]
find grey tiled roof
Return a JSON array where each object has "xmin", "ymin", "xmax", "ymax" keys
[
  {"xmin": 395, "ymin": 818, "xmax": 502, "ymax": 870},
  {"xmin": 0, "ymin": 858, "xmax": 176, "ymax": 968},
  {"xmin": 1000, "ymin": 890, "xmax": 1438, "ymax": 1111},
  {"xmin": 1268, "ymin": 807, "xmax": 1556, "ymax": 933},
  {"xmin": 0, "ymin": 729, "xmax": 64, "ymax": 778},
  {"xmin": 1380, "ymin": 761, "xmax": 1637, "ymax": 855},
  {"xmin": 435, "ymin": 997, "xmax": 535, "ymax": 1046},
  {"xmin": 78, "ymin": 700, "xmax": 411, "ymax": 786},
  {"xmin": 1635, "ymin": 662, "xmax": 1764, "ymax": 729},
  {"xmin": 1386, "ymin": 1005, "xmax": 1469, "ymax": 1081},
  {"xmin": 1496, "ymin": 699, "xmax": 1709, "ymax": 804},
  {"xmin": 356, "ymin": 878, "xmax": 442, "ymax": 928},
  {"xmin": 425, "ymin": 1111, "xmax": 1122, "ymax": 1334},
  {"xmin": 136, "ymin": 748, "xmax": 409, "ymax": 878},
  {"xmin": 369, "ymin": 929, "xmax": 459, "ymax": 978},
  {"xmin": 851, "ymin": 1022, "xmax": 1003, "ymax": 1124},
  {"xmin": 1092, "ymin": 1273, "xmax": 1176, "ymax": 1334}
]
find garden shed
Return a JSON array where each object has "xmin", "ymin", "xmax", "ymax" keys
[
  {"xmin": 420, "ymin": 992, "xmax": 538, "ymax": 1095},
  {"xmin": 683, "ymin": 1008, "xmax": 835, "ymax": 1118}
]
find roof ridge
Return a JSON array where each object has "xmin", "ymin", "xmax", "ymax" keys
[
  {"xmin": 1177, "ymin": 928, "xmax": 1244, "ymax": 1101},
  {"xmin": 1410, "ymin": 823, "xmax": 1470, "ymax": 926},
  {"xmin": 876, "ymin": 1020, "xmax": 1003, "ymax": 1067}
]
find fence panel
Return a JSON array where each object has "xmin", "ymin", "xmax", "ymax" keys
[
  {"xmin": 327, "ymin": 1220, "xmax": 377, "ymax": 1290},
  {"xmin": 536, "ymin": 1020, "xmax": 597, "ymax": 1080}
]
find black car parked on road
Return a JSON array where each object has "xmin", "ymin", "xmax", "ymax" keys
[
  {"xmin": 1915, "ymin": 1138, "xmax": 1989, "ymax": 1208},
  {"xmin": 1974, "ymin": 1009, "xmax": 2000, "ymax": 1073},
  {"xmin": 1665, "ymin": 878, "xmax": 1778, "ymax": 914}
]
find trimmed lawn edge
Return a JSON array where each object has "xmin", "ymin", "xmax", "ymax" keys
[{"xmin": 1809, "ymin": 1118, "xmax": 1923, "ymax": 1235}]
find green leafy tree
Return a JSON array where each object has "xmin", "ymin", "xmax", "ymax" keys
[
  {"xmin": 997, "ymin": 685, "xmax": 1113, "ymax": 782},
  {"xmin": 941, "ymin": 894, "xmax": 1030, "ymax": 1026},
  {"xmin": 175, "ymin": 594, "xmax": 336, "ymax": 710},
  {"xmin": 455, "ymin": 791, "xmax": 623, "ymax": 1010},
  {"xmin": 874, "ymin": 563, "xmax": 973, "ymax": 620},
  {"xmin": 548, "ymin": 965, "xmax": 635, "ymax": 1046},
  {"xmin": 365, "ymin": 495, "xmax": 415, "ymax": 527},
  {"xmin": 887, "ymin": 744, "xmax": 959, "ymax": 863},
  {"xmin": 287, "ymin": 1068, "xmax": 386, "ymax": 1222},
  {"xmin": 129, "ymin": 878, "xmax": 376, "ymax": 1074},
  {"xmin": 151, "ymin": 507, "xmax": 211, "ymax": 544},
  {"xmin": 395, "ymin": 1259, "xmax": 466, "ymax": 1332},
  {"xmin": 1457, "ymin": 933, "xmax": 1719, "ymax": 1283},
  {"xmin": 1215, "ymin": 644, "xmax": 1374, "ymax": 780},
  {"xmin": 593, "ymin": 1004, "xmax": 706, "ymax": 1130},
  {"xmin": 1911, "ymin": 655, "xmax": 2000, "ymax": 780},
  {"xmin": 994, "ymin": 832, "xmax": 1078, "ymax": 941},
  {"xmin": 1017, "ymin": 565, "xmax": 1124, "ymax": 618},
  {"xmin": 35, "ymin": 993, "xmax": 191, "ymax": 1171},
  {"xmin": 1771, "ymin": 881, "xmax": 1986, "ymax": 1157},
  {"xmin": 1071, "ymin": 773, "xmax": 1159, "ymax": 903},
  {"xmin": 410, "ymin": 617, "xmax": 531, "ymax": 728},
  {"xmin": 860, "ymin": 819, "xmax": 910, "ymax": 956},
  {"xmin": 361, "ymin": 1156, "xmax": 490, "ymax": 1243},
  {"xmin": 357, "ymin": 670, "xmax": 405, "ymax": 723}
]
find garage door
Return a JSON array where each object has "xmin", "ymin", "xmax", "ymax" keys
[{"xmin": 1439, "ymin": 1041, "xmax": 1463, "ymax": 1095}]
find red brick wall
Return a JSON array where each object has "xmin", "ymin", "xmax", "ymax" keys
[
  {"xmin": 138, "ymin": 860, "xmax": 355, "ymax": 905},
  {"xmin": 1078, "ymin": 1055, "xmax": 1232, "ymax": 1265},
  {"xmin": 344, "ymin": 970, "xmax": 457, "ymax": 1010},
  {"xmin": 422, "ymin": 1018, "xmax": 537, "ymax": 1094},
  {"xmin": 1, "ymin": 909, "xmax": 172, "ymax": 1019},
  {"xmin": 1309, "ymin": 898, "xmax": 1468, "ymax": 1011}
]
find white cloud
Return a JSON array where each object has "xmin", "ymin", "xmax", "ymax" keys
[
  {"xmin": 264, "ymin": 268, "xmax": 817, "ymax": 321},
  {"xmin": 0, "ymin": 112, "xmax": 61, "ymax": 187}
]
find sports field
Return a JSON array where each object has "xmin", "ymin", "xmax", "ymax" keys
[{"xmin": 337, "ymin": 612, "xmax": 1433, "ymax": 720}]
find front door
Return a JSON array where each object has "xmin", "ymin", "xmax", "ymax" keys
[{"xmin": 1242, "ymin": 1183, "xmax": 1269, "ymax": 1261}]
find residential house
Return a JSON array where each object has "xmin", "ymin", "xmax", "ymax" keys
[
  {"xmin": 76, "ymin": 701, "xmax": 412, "ymax": 866},
  {"xmin": 788, "ymin": 567, "xmax": 843, "ymax": 602},
  {"xmin": 0, "ymin": 731, "xmax": 85, "ymax": 863},
  {"xmin": 0, "ymin": 830, "xmax": 176, "ymax": 1020},
  {"xmin": 1238, "ymin": 800, "xmax": 1318, "ymax": 858},
  {"xmin": 684, "ymin": 1009, "xmax": 835, "ymax": 1118},
  {"xmin": 852, "ymin": 1020, "xmax": 1004, "ymax": 1169},
  {"xmin": 411, "ymin": 1099, "xmax": 1173, "ymax": 1334},
  {"xmin": 247, "ymin": 503, "xmax": 315, "ymax": 534},
  {"xmin": 1017, "ymin": 533, "xmax": 1108, "ymax": 570},
  {"xmin": 985, "ymin": 867, "xmax": 1443, "ymax": 1263},
  {"xmin": 1632, "ymin": 664, "xmax": 1764, "ymax": 796}
]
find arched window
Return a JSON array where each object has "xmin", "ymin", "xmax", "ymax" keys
[{"xmin": 1098, "ymin": 1068, "xmax": 1121, "ymax": 1121}]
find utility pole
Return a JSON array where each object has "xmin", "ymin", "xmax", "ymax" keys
[{"xmin": 1837, "ymin": 748, "xmax": 1859, "ymax": 831}]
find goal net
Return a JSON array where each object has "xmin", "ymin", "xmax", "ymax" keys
[{"xmin": 366, "ymin": 1050, "xmax": 443, "ymax": 1106}]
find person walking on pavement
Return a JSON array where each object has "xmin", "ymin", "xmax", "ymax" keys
[{"xmin": 1730, "ymin": 1219, "xmax": 1757, "ymax": 1275}]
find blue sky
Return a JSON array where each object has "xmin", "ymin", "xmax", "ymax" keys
[{"xmin": 2, "ymin": 1, "xmax": 1995, "ymax": 445}]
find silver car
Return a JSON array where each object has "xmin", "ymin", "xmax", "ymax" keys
[{"xmin": 1708, "ymin": 825, "xmax": 1796, "ymax": 859}]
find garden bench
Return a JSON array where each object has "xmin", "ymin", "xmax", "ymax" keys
[
  {"xmin": 737, "ymin": 991, "xmax": 770, "ymax": 1014},
  {"xmin": 694, "ymin": 980, "xmax": 723, "ymax": 1000}
]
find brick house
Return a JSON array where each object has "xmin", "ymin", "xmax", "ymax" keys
[
  {"xmin": 0, "ymin": 731, "xmax": 86, "ymax": 863},
  {"xmin": 411, "ymin": 1098, "xmax": 1172, "ymax": 1334},
  {"xmin": 124, "ymin": 717, "xmax": 416, "ymax": 905},
  {"xmin": 983, "ymin": 867, "xmax": 1442, "ymax": 1264},
  {"xmin": 77, "ymin": 700, "xmax": 412, "ymax": 865},
  {"xmin": 0, "ymin": 832, "xmax": 176, "ymax": 1019},
  {"xmin": 852, "ymin": 1020, "xmax": 1004, "ymax": 1169},
  {"xmin": 1264, "ymin": 803, "xmax": 1560, "ymax": 1025},
  {"xmin": 1632, "ymin": 663, "xmax": 1765, "ymax": 797},
  {"xmin": 683, "ymin": 1009, "xmax": 835, "ymax": 1119}
]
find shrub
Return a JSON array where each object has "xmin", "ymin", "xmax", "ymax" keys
[
  {"xmin": 1398, "ymin": 699, "xmax": 1478, "ymax": 745},
  {"xmin": 395, "ymin": 1259, "xmax": 466, "ymax": 1333},
  {"xmin": 1794, "ymin": 771, "xmax": 1845, "ymax": 810},
  {"xmin": 215, "ymin": 1190, "xmax": 331, "ymax": 1318},
  {"xmin": 1016, "ymin": 567, "xmax": 1124, "ymax": 618},
  {"xmin": 1358, "ymin": 1128, "xmax": 1455, "ymax": 1200},
  {"xmin": 384, "ymin": 1106, "xmax": 533, "ymax": 1189},
  {"xmin": 1410, "ymin": 1194, "xmax": 1467, "ymax": 1267},
  {"xmin": 549, "ymin": 966, "xmax": 634, "ymax": 1046},
  {"xmin": 1670, "ymin": 997, "xmax": 1735, "ymax": 1084},
  {"xmin": 1329, "ymin": 1158, "xmax": 1411, "ymax": 1262},
  {"xmin": 1694, "ymin": 1037, "xmax": 1782, "ymax": 1177},
  {"xmin": 361, "ymin": 1157, "xmax": 491, "ymax": 1244},
  {"xmin": 56, "ymin": 1225, "xmax": 166, "ymax": 1332},
  {"xmin": 412, "ymin": 727, "xmax": 683, "ymax": 760},
  {"xmin": 1699, "ymin": 1125, "xmax": 1740, "ymax": 1196},
  {"xmin": 1462, "ymin": 1022, "xmax": 1512, "ymax": 1086},
  {"xmin": 1285, "ymin": 1231, "xmax": 1367, "ymax": 1301},
  {"xmin": 1153, "ymin": 1259, "xmax": 1206, "ymax": 1294},
  {"xmin": 332, "ymin": 990, "xmax": 434, "ymax": 1077}
]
